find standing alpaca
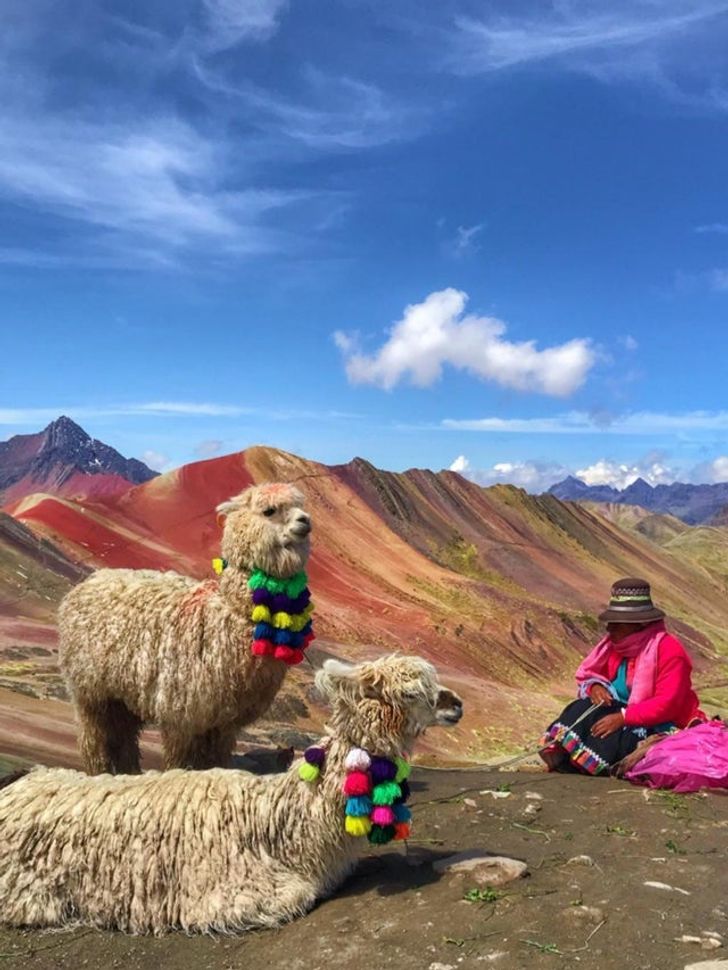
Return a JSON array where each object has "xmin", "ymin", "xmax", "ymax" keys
[
  {"xmin": 58, "ymin": 482, "xmax": 313, "ymax": 774},
  {"xmin": 0, "ymin": 655, "xmax": 463, "ymax": 934}
]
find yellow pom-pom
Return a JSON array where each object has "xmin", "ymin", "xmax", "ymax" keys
[
  {"xmin": 345, "ymin": 815, "xmax": 372, "ymax": 837},
  {"xmin": 272, "ymin": 611, "xmax": 293, "ymax": 629},
  {"xmin": 290, "ymin": 605, "xmax": 314, "ymax": 632},
  {"xmin": 211, "ymin": 558, "xmax": 226, "ymax": 576},
  {"xmin": 251, "ymin": 605, "xmax": 272, "ymax": 623},
  {"xmin": 298, "ymin": 762, "xmax": 320, "ymax": 783}
]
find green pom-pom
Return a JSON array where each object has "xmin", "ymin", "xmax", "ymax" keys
[
  {"xmin": 368, "ymin": 824, "xmax": 396, "ymax": 844},
  {"xmin": 298, "ymin": 762, "xmax": 320, "ymax": 783},
  {"xmin": 372, "ymin": 781, "xmax": 401, "ymax": 806},
  {"xmin": 248, "ymin": 570, "xmax": 268, "ymax": 590},
  {"xmin": 394, "ymin": 757, "xmax": 411, "ymax": 783},
  {"xmin": 248, "ymin": 569, "xmax": 309, "ymax": 597}
]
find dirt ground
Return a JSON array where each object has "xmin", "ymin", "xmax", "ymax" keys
[{"xmin": 1, "ymin": 767, "xmax": 728, "ymax": 970}]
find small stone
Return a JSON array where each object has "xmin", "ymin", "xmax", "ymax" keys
[
  {"xmin": 562, "ymin": 905, "xmax": 605, "ymax": 925},
  {"xmin": 525, "ymin": 791, "xmax": 543, "ymax": 800},
  {"xmin": 463, "ymin": 798, "xmax": 478, "ymax": 808},
  {"xmin": 684, "ymin": 961, "xmax": 728, "ymax": 969},
  {"xmin": 522, "ymin": 802, "xmax": 542, "ymax": 818},
  {"xmin": 678, "ymin": 937, "xmax": 706, "ymax": 945},
  {"xmin": 433, "ymin": 850, "xmax": 528, "ymax": 887},
  {"xmin": 644, "ymin": 880, "xmax": 691, "ymax": 896},
  {"xmin": 703, "ymin": 940, "xmax": 723, "ymax": 951},
  {"xmin": 429, "ymin": 964, "xmax": 456, "ymax": 970},
  {"xmin": 479, "ymin": 790, "xmax": 512, "ymax": 799},
  {"xmin": 566, "ymin": 855, "xmax": 595, "ymax": 867}
]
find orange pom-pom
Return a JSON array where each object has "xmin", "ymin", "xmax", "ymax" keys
[{"xmin": 393, "ymin": 822, "xmax": 411, "ymax": 841}]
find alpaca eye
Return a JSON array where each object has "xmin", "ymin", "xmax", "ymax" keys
[{"xmin": 263, "ymin": 507, "xmax": 276, "ymax": 517}]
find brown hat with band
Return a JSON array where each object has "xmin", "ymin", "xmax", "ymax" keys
[{"xmin": 598, "ymin": 577, "xmax": 666, "ymax": 624}]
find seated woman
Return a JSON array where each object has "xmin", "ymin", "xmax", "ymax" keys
[{"xmin": 540, "ymin": 577, "xmax": 705, "ymax": 775}]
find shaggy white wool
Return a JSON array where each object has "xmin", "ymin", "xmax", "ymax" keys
[
  {"xmin": 58, "ymin": 483, "xmax": 311, "ymax": 774},
  {"xmin": 0, "ymin": 654, "xmax": 463, "ymax": 935}
]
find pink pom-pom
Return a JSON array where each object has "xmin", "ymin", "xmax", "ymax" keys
[
  {"xmin": 344, "ymin": 748, "xmax": 371, "ymax": 772},
  {"xmin": 252, "ymin": 639, "xmax": 274, "ymax": 656},
  {"xmin": 343, "ymin": 771, "xmax": 371, "ymax": 796},
  {"xmin": 303, "ymin": 632, "xmax": 315, "ymax": 648},
  {"xmin": 371, "ymin": 806, "xmax": 395, "ymax": 826}
]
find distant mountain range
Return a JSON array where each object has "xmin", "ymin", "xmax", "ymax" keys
[
  {"xmin": 548, "ymin": 475, "xmax": 728, "ymax": 525},
  {"xmin": 0, "ymin": 416, "xmax": 158, "ymax": 505}
]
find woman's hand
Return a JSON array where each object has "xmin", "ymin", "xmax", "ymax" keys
[
  {"xmin": 590, "ymin": 712, "xmax": 625, "ymax": 738},
  {"xmin": 589, "ymin": 684, "xmax": 613, "ymax": 706}
]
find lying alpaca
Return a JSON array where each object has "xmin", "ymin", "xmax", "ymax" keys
[
  {"xmin": 58, "ymin": 482, "xmax": 313, "ymax": 774},
  {"xmin": 0, "ymin": 655, "xmax": 462, "ymax": 934}
]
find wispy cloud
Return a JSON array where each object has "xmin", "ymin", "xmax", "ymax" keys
[
  {"xmin": 448, "ymin": 1, "xmax": 728, "ymax": 111},
  {"xmin": 193, "ymin": 61, "xmax": 416, "ymax": 151},
  {"xmin": 0, "ymin": 113, "xmax": 303, "ymax": 266},
  {"xmin": 442, "ymin": 409, "xmax": 728, "ymax": 434},
  {"xmin": 0, "ymin": 402, "xmax": 359, "ymax": 425},
  {"xmin": 448, "ymin": 223, "xmax": 483, "ymax": 258},
  {"xmin": 336, "ymin": 288, "xmax": 595, "ymax": 397},
  {"xmin": 201, "ymin": 0, "xmax": 288, "ymax": 50},
  {"xmin": 695, "ymin": 222, "xmax": 728, "ymax": 233}
]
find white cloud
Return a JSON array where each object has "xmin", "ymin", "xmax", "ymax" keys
[
  {"xmin": 142, "ymin": 449, "xmax": 170, "ymax": 471},
  {"xmin": 449, "ymin": 455, "xmax": 471, "ymax": 473},
  {"xmin": 691, "ymin": 455, "xmax": 728, "ymax": 483},
  {"xmin": 201, "ymin": 0, "xmax": 288, "ymax": 49},
  {"xmin": 452, "ymin": 458, "xmax": 569, "ymax": 492},
  {"xmin": 337, "ymin": 288, "xmax": 595, "ymax": 397},
  {"xmin": 448, "ymin": 1, "xmax": 728, "ymax": 111},
  {"xmin": 442, "ymin": 409, "xmax": 728, "ymax": 434},
  {"xmin": 620, "ymin": 335, "xmax": 639, "ymax": 351},
  {"xmin": 575, "ymin": 457, "xmax": 677, "ymax": 489}
]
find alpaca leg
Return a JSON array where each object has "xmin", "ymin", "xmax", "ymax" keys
[
  {"xmin": 161, "ymin": 725, "xmax": 237, "ymax": 770},
  {"xmin": 104, "ymin": 699, "xmax": 142, "ymax": 774},
  {"xmin": 76, "ymin": 699, "xmax": 141, "ymax": 775},
  {"xmin": 77, "ymin": 701, "xmax": 114, "ymax": 775}
]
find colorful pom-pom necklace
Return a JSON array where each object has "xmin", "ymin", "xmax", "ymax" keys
[
  {"xmin": 298, "ymin": 745, "xmax": 412, "ymax": 844},
  {"xmin": 248, "ymin": 568, "xmax": 315, "ymax": 666}
]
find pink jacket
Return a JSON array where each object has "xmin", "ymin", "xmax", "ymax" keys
[{"xmin": 588, "ymin": 634, "xmax": 703, "ymax": 729}]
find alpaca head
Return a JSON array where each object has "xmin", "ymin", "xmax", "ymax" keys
[
  {"xmin": 315, "ymin": 654, "xmax": 463, "ymax": 755},
  {"xmin": 217, "ymin": 482, "xmax": 312, "ymax": 578}
]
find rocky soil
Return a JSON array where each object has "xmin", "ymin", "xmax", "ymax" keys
[{"xmin": 1, "ymin": 767, "xmax": 727, "ymax": 969}]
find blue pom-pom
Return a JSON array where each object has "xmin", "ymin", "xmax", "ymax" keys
[
  {"xmin": 393, "ymin": 803, "xmax": 411, "ymax": 822},
  {"xmin": 274, "ymin": 628, "xmax": 294, "ymax": 645},
  {"xmin": 254, "ymin": 622, "xmax": 274, "ymax": 640},
  {"xmin": 370, "ymin": 756, "xmax": 397, "ymax": 783},
  {"xmin": 345, "ymin": 795, "xmax": 373, "ymax": 817}
]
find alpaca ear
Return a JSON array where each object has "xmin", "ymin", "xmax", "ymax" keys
[
  {"xmin": 315, "ymin": 659, "xmax": 360, "ymax": 699},
  {"xmin": 216, "ymin": 490, "xmax": 252, "ymax": 523}
]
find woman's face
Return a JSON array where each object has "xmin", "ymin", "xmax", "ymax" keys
[{"xmin": 607, "ymin": 622, "xmax": 647, "ymax": 642}]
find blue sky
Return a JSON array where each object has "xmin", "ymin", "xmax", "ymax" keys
[{"xmin": 2, "ymin": 0, "xmax": 728, "ymax": 491}]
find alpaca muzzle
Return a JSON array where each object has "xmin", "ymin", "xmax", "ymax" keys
[{"xmin": 436, "ymin": 689, "xmax": 464, "ymax": 725}]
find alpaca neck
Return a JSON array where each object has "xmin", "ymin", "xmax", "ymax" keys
[{"xmin": 218, "ymin": 568, "xmax": 252, "ymax": 612}]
